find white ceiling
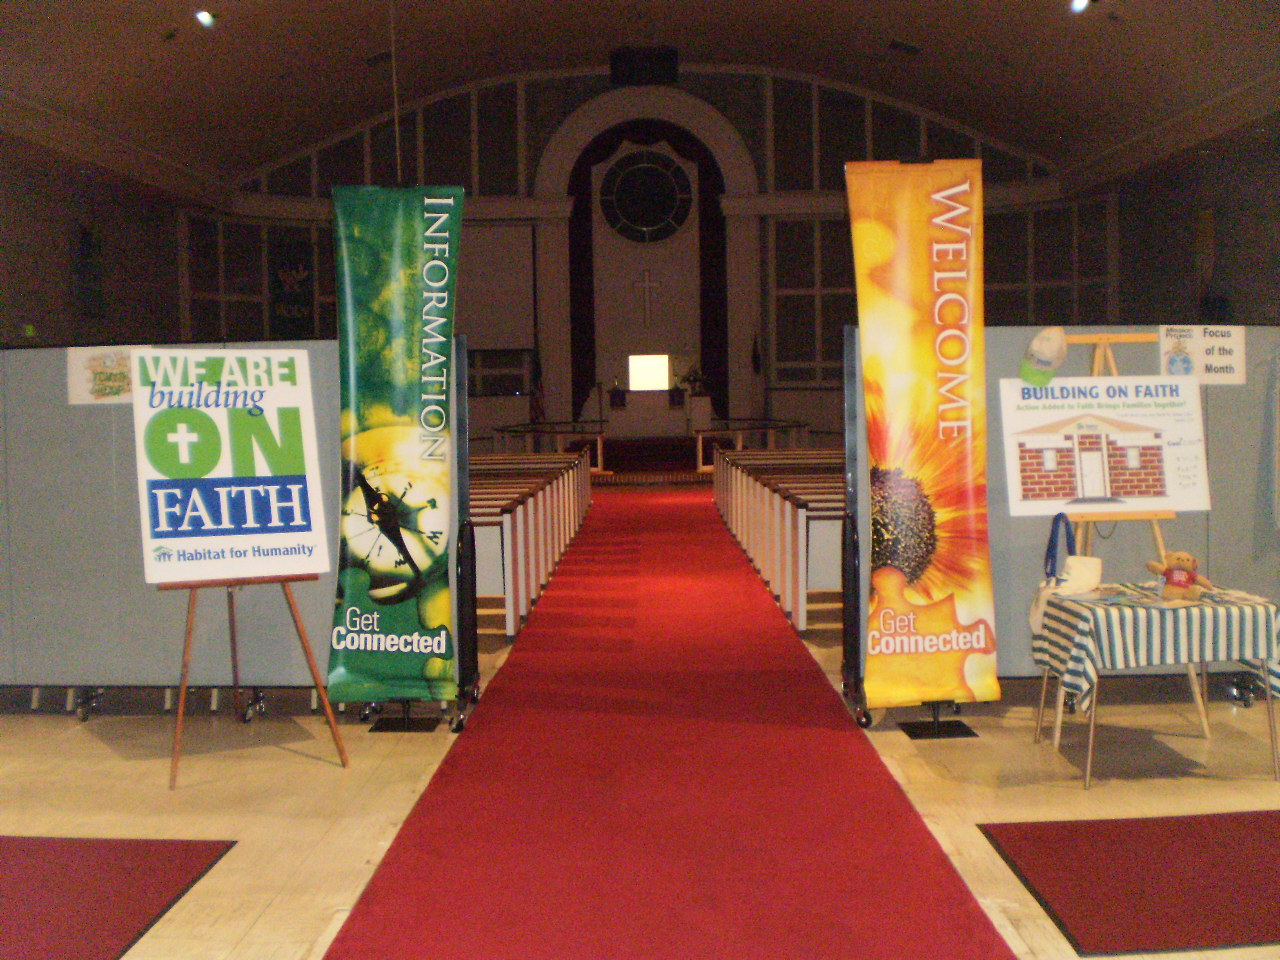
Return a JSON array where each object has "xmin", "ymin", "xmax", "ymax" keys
[{"xmin": 2, "ymin": 0, "xmax": 1278, "ymax": 203}]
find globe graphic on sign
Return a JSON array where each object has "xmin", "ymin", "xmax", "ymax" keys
[{"xmin": 1165, "ymin": 350, "xmax": 1195, "ymax": 376}]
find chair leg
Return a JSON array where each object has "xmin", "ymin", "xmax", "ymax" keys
[
  {"xmin": 1264, "ymin": 664, "xmax": 1279, "ymax": 782},
  {"xmin": 1186, "ymin": 662, "xmax": 1211, "ymax": 740},
  {"xmin": 1053, "ymin": 683, "xmax": 1067, "ymax": 749},
  {"xmin": 1084, "ymin": 682, "xmax": 1100, "ymax": 790},
  {"xmin": 1034, "ymin": 668, "xmax": 1050, "ymax": 743}
]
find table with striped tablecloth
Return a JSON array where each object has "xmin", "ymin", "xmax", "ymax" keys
[{"xmin": 1031, "ymin": 582, "xmax": 1280, "ymax": 787}]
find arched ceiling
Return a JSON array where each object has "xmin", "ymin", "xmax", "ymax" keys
[{"xmin": 2, "ymin": 0, "xmax": 1277, "ymax": 204}]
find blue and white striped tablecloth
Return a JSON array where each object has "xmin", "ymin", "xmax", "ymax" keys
[{"xmin": 1031, "ymin": 582, "xmax": 1280, "ymax": 711}]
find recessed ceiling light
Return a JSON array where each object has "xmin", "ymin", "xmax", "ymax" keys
[
  {"xmin": 195, "ymin": 10, "xmax": 216, "ymax": 27},
  {"xmin": 1070, "ymin": 0, "xmax": 1091, "ymax": 12}
]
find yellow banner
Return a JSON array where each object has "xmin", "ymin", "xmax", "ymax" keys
[{"xmin": 845, "ymin": 160, "xmax": 1000, "ymax": 708}]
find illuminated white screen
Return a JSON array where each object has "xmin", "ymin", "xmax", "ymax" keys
[{"xmin": 628, "ymin": 354, "xmax": 670, "ymax": 391}]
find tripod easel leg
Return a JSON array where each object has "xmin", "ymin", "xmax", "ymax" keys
[
  {"xmin": 281, "ymin": 583, "xmax": 349, "ymax": 767},
  {"xmin": 1186, "ymin": 661, "xmax": 1211, "ymax": 739},
  {"xmin": 1053, "ymin": 682, "xmax": 1067, "ymax": 749},
  {"xmin": 170, "ymin": 587, "xmax": 199, "ymax": 790}
]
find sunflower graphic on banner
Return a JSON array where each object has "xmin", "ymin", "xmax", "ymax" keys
[{"xmin": 844, "ymin": 160, "xmax": 1000, "ymax": 709}]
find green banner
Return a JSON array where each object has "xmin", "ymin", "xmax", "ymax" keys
[{"xmin": 327, "ymin": 186, "xmax": 465, "ymax": 703}]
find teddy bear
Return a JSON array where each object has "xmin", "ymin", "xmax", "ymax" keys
[{"xmin": 1146, "ymin": 550, "xmax": 1214, "ymax": 601}]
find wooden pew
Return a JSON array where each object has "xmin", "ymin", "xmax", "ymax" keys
[
  {"xmin": 714, "ymin": 449, "xmax": 846, "ymax": 631},
  {"xmin": 469, "ymin": 451, "xmax": 591, "ymax": 638}
]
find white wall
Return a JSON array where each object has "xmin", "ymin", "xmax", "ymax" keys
[{"xmin": 456, "ymin": 221, "xmax": 535, "ymax": 349}]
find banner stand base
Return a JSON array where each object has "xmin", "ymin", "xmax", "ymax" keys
[
  {"xmin": 370, "ymin": 716, "xmax": 442, "ymax": 733},
  {"xmin": 898, "ymin": 719, "xmax": 977, "ymax": 740},
  {"xmin": 160, "ymin": 574, "xmax": 350, "ymax": 789},
  {"xmin": 367, "ymin": 699, "xmax": 446, "ymax": 733},
  {"xmin": 897, "ymin": 702, "xmax": 978, "ymax": 740}
]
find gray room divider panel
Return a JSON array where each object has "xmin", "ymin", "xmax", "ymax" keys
[
  {"xmin": 2, "ymin": 331, "xmax": 1278, "ymax": 686},
  {"xmin": 1, "ymin": 342, "xmax": 342, "ymax": 687}
]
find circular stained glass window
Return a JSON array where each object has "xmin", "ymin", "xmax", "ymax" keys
[{"xmin": 599, "ymin": 149, "xmax": 693, "ymax": 244}]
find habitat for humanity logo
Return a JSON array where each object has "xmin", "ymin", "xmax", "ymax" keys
[{"xmin": 137, "ymin": 352, "xmax": 313, "ymax": 540}]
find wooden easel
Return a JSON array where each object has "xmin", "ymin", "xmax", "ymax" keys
[
  {"xmin": 1064, "ymin": 332, "xmax": 1174, "ymax": 560},
  {"xmin": 160, "ymin": 574, "xmax": 349, "ymax": 789}
]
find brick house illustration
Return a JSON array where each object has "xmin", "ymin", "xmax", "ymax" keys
[{"xmin": 1016, "ymin": 413, "xmax": 1167, "ymax": 502}]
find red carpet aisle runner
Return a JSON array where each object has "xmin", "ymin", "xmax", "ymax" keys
[
  {"xmin": 0, "ymin": 836, "xmax": 234, "ymax": 960},
  {"xmin": 981, "ymin": 811, "xmax": 1280, "ymax": 955},
  {"xmin": 325, "ymin": 486, "xmax": 1015, "ymax": 960}
]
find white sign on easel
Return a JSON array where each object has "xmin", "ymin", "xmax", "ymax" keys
[
  {"xmin": 999, "ymin": 375, "xmax": 1211, "ymax": 517},
  {"xmin": 1158, "ymin": 325, "xmax": 1246, "ymax": 384},
  {"xmin": 131, "ymin": 347, "xmax": 331, "ymax": 585}
]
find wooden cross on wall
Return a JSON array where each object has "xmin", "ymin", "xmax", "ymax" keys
[{"xmin": 634, "ymin": 269, "xmax": 663, "ymax": 328}]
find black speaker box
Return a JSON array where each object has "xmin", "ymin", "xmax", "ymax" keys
[{"xmin": 610, "ymin": 46, "xmax": 679, "ymax": 86}]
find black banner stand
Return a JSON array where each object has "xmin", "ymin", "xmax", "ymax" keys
[
  {"xmin": 161, "ymin": 574, "xmax": 349, "ymax": 789},
  {"xmin": 842, "ymin": 328, "xmax": 871, "ymax": 728},
  {"xmin": 841, "ymin": 512, "xmax": 871, "ymax": 729},
  {"xmin": 451, "ymin": 338, "xmax": 481, "ymax": 730},
  {"xmin": 454, "ymin": 519, "xmax": 481, "ymax": 702}
]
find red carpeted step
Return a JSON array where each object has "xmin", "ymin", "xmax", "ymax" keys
[{"xmin": 325, "ymin": 486, "xmax": 1015, "ymax": 960}]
